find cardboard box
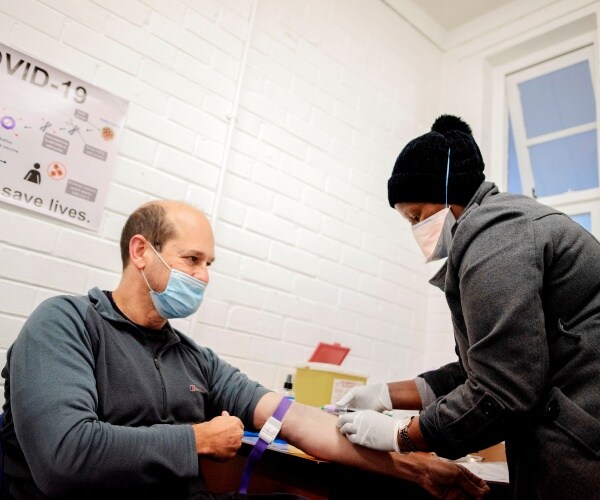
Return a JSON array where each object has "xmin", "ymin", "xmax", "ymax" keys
[{"xmin": 294, "ymin": 362, "xmax": 367, "ymax": 407}]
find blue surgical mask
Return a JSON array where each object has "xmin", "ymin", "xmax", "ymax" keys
[{"xmin": 142, "ymin": 244, "xmax": 207, "ymax": 319}]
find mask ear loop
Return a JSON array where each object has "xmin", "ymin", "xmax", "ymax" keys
[{"xmin": 445, "ymin": 148, "xmax": 451, "ymax": 208}]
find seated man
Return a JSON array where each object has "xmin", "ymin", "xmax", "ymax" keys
[{"xmin": 0, "ymin": 200, "xmax": 489, "ymax": 499}]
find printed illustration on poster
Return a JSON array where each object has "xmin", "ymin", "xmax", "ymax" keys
[{"xmin": 0, "ymin": 42, "xmax": 128, "ymax": 231}]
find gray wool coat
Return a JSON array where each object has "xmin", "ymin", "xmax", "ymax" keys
[{"xmin": 418, "ymin": 182, "xmax": 600, "ymax": 499}]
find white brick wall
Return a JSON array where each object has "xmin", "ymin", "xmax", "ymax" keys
[
  {"xmin": 0, "ymin": 0, "xmax": 439, "ymax": 403},
  {"xmin": 3, "ymin": 0, "xmax": 585, "ymax": 405}
]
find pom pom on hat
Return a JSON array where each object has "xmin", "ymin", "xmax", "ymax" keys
[{"xmin": 387, "ymin": 114, "xmax": 485, "ymax": 207}]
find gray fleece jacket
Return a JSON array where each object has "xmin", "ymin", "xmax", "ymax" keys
[
  {"xmin": 1, "ymin": 287, "xmax": 269, "ymax": 499},
  {"xmin": 418, "ymin": 182, "xmax": 600, "ymax": 499}
]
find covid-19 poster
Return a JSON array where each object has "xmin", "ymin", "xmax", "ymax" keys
[{"xmin": 0, "ymin": 42, "xmax": 128, "ymax": 231}]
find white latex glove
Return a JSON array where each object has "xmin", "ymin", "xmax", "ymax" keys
[
  {"xmin": 335, "ymin": 383, "xmax": 392, "ymax": 411},
  {"xmin": 336, "ymin": 410, "xmax": 402, "ymax": 452}
]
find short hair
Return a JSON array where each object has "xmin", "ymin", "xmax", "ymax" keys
[{"xmin": 119, "ymin": 202, "xmax": 177, "ymax": 268}]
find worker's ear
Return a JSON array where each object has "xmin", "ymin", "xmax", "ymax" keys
[{"xmin": 129, "ymin": 235, "xmax": 149, "ymax": 270}]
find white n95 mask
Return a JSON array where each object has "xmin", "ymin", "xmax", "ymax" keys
[{"xmin": 411, "ymin": 207, "xmax": 456, "ymax": 263}]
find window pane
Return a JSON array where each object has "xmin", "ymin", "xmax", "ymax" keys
[
  {"xmin": 519, "ymin": 60, "xmax": 596, "ymax": 138},
  {"xmin": 507, "ymin": 117, "xmax": 523, "ymax": 194},
  {"xmin": 570, "ymin": 212, "xmax": 592, "ymax": 232},
  {"xmin": 529, "ymin": 129, "xmax": 598, "ymax": 197}
]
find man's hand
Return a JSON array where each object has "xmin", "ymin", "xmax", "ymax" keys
[
  {"xmin": 193, "ymin": 411, "xmax": 244, "ymax": 461},
  {"xmin": 411, "ymin": 452, "xmax": 490, "ymax": 499},
  {"xmin": 336, "ymin": 410, "xmax": 400, "ymax": 451},
  {"xmin": 336, "ymin": 383, "xmax": 392, "ymax": 411}
]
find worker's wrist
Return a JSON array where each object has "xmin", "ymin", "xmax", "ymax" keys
[{"xmin": 396, "ymin": 416, "xmax": 418, "ymax": 454}]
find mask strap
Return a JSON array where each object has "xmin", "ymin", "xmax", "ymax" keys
[
  {"xmin": 445, "ymin": 148, "xmax": 451, "ymax": 208},
  {"xmin": 149, "ymin": 242, "xmax": 172, "ymax": 271}
]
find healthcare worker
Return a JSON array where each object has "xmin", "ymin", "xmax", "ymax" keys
[{"xmin": 336, "ymin": 115, "xmax": 600, "ymax": 499}]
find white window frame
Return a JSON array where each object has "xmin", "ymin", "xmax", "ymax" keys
[{"xmin": 489, "ymin": 30, "xmax": 600, "ymax": 238}]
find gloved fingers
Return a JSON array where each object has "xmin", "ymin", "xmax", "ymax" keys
[
  {"xmin": 379, "ymin": 383, "xmax": 393, "ymax": 411},
  {"xmin": 335, "ymin": 390, "xmax": 354, "ymax": 407},
  {"xmin": 345, "ymin": 433, "xmax": 362, "ymax": 446},
  {"xmin": 336, "ymin": 412, "xmax": 359, "ymax": 427},
  {"xmin": 336, "ymin": 415, "xmax": 359, "ymax": 435}
]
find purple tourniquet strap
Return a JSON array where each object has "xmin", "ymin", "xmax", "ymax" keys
[{"xmin": 238, "ymin": 397, "xmax": 293, "ymax": 494}]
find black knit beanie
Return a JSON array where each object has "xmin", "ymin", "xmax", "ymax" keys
[{"xmin": 387, "ymin": 115, "xmax": 485, "ymax": 207}]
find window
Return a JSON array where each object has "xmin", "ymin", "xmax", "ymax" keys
[{"xmin": 505, "ymin": 45, "xmax": 600, "ymax": 236}]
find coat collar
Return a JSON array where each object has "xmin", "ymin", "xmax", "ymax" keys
[{"xmin": 428, "ymin": 181, "xmax": 498, "ymax": 291}]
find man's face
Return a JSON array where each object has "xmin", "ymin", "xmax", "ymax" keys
[{"xmin": 148, "ymin": 204, "xmax": 215, "ymax": 291}]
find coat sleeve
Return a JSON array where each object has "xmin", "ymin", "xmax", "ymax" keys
[
  {"xmin": 419, "ymin": 361, "xmax": 466, "ymax": 399},
  {"xmin": 418, "ymin": 209, "xmax": 550, "ymax": 459},
  {"xmin": 8, "ymin": 297, "xmax": 198, "ymax": 497}
]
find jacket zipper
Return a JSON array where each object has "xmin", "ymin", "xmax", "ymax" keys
[{"xmin": 153, "ymin": 357, "xmax": 168, "ymax": 419}]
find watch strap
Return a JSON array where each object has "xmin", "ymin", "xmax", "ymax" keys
[{"xmin": 397, "ymin": 416, "xmax": 418, "ymax": 454}]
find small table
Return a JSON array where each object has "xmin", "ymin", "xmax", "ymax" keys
[{"xmin": 201, "ymin": 438, "xmax": 510, "ymax": 499}]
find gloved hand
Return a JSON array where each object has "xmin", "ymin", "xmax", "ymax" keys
[
  {"xmin": 335, "ymin": 383, "xmax": 392, "ymax": 411},
  {"xmin": 336, "ymin": 410, "xmax": 402, "ymax": 452}
]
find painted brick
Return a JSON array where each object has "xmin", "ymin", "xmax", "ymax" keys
[
  {"xmin": 62, "ymin": 21, "xmax": 142, "ymax": 75},
  {"xmin": 213, "ymin": 198, "xmax": 246, "ymax": 227},
  {"xmin": 295, "ymin": 228, "xmax": 342, "ymax": 262},
  {"xmin": 147, "ymin": 12, "xmax": 213, "ymax": 65},
  {"xmin": 273, "ymin": 196, "xmax": 321, "ymax": 232},
  {"xmin": 118, "ymin": 129, "xmax": 158, "ymax": 164},
  {"xmin": 247, "ymin": 47, "xmax": 292, "ymax": 90},
  {"xmin": 113, "ymin": 157, "xmax": 189, "ymax": 199},
  {"xmin": 0, "ymin": 210, "xmax": 60, "ymax": 253},
  {"xmin": 0, "ymin": 281, "xmax": 39, "ymax": 316},
  {"xmin": 155, "ymin": 145, "xmax": 220, "ymax": 189},
  {"xmin": 317, "ymin": 260, "xmax": 359, "ymax": 289},
  {"xmin": 93, "ymin": 0, "xmax": 151, "ymax": 26},
  {"xmin": 104, "ymin": 16, "xmax": 178, "ymax": 67},
  {"xmin": 185, "ymin": 10, "xmax": 245, "ymax": 59},
  {"xmin": 301, "ymin": 187, "xmax": 345, "ymax": 222},
  {"xmin": 221, "ymin": 173, "xmax": 274, "ymax": 211},
  {"xmin": 269, "ymin": 241, "xmax": 319, "ymax": 276},
  {"xmin": 208, "ymin": 274, "xmax": 265, "ymax": 309},
  {"xmin": 214, "ymin": 221, "xmax": 270, "ymax": 259},
  {"xmin": 0, "ymin": 247, "xmax": 89, "ymax": 293},
  {"xmin": 0, "ymin": 0, "xmax": 476, "ymax": 384},
  {"xmin": 321, "ymin": 215, "xmax": 363, "ymax": 248},
  {"xmin": 194, "ymin": 137, "xmax": 224, "ymax": 167},
  {"xmin": 244, "ymin": 209, "xmax": 297, "ymax": 245},
  {"xmin": 55, "ymin": 229, "xmax": 121, "ymax": 271},
  {"xmin": 283, "ymin": 318, "xmax": 332, "ymax": 347},
  {"xmin": 290, "ymin": 75, "xmax": 334, "ymax": 114},
  {"xmin": 251, "ymin": 163, "xmax": 303, "ymax": 200},
  {"xmin": 166, "ymin": 99, "xmax": 228, "ymax": 143},
  {"xmin": 262, "ymin": 289, "xmax": 315, "ymax": 322},
  {"xmin": 285, "ymin": 114, "xmax": 329, "ymax": 152},
  {"xmin": 228, "ymin": 305, "xmax": 284, "ymax": 339},
  {"xmin": 211, "ymin": 49, "xmax": 241, "ymax": 82},
  {"xmin": 293, "ymin": 275, "xmax": 338, "ymax": 306},
  {"xmin": 240, "ymin": 257, "xmax": 294, "ymax": 291},
  {"xmin": 234, "ymin": 108, "xmax": 262, "ymax": 138},
  {"xmin": 6, "ymin": 25, "xmax": 98, "ymax": 82},
  {"xmin": 0, "ymin": 0, "xmax": 64, "ymax": 38},
  {"xmin": 194, "ymin": 299, "xmax": 229, "ymax": 329},
  {"xmin": 0, "ymin": 314, "xmax": 24, "ymax": 349},
  {"xmin": 239, "ymin": 88, "xmax": 287, "ymax": 127},
  {"xmin": 138, "ymin": 0, "xmax": 186, "ymax": 24},
  {"xmin": 126, "ymin": 104, "xmax": 196, "ymax": 153},
  {"xmin": 279, "ymin": 152, "xmax": 326, "ymax": 190},
  {"xmin": 139, "ymin": 60, "xmax": 205, "ymax": 108}
]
